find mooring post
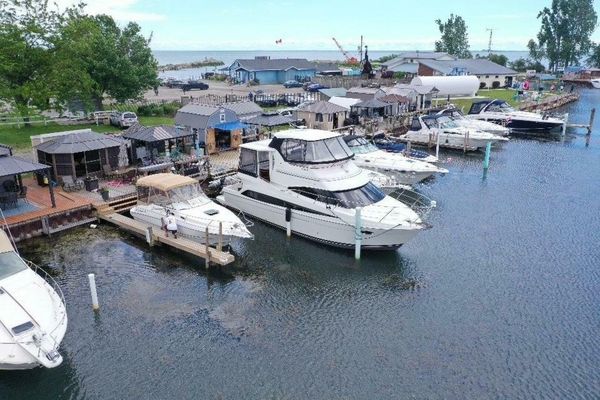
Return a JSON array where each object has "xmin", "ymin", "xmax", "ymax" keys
[
  {"xmin": 285, "ymin": 207, "xmax": 291, "ymax": 238},
  {"xmin": 435, "ymin": 130, "xmax": 441, "ymax": 160},
  {"xmin": 145, "ymin": 226, "xmax": 154, "ymax": 247},
  {"xmin": 406, "ymin": 140, "xmax": 412, "ymax": 155},
  {"xmin": 354, "ymin": 207, "xmax": 362, "ymax": 260},
  {"xmin": 204, "ymin": 227, "xmax": 210, "ymax": 269},
  {"xmin": 561, "ymin": 113, "xmax": 568, "ymax": 137},
  {"xmin": 588, "ymin": 108, "xmax": 596, "ymax": 135},
  {"xmin": 463, "ymin": 131, "xmax": 469, "ymax": 153},
  {"xmin": 88, "ymin": 273, "xmax": 99, "ymax": 311},
  {"xmin": 217, "ymin": 222, "xmax": 223, "ymax": 252},
  {"xmin": 483, "ymin": 142, "xmax": 492, "ymax": 170}
]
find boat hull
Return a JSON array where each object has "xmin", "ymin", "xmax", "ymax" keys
[{"xmin": 220, "ymin": 191, "xmax": 421, "ymax": 250}]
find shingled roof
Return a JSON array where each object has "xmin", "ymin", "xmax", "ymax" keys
[
  {"xmin": 297, "ymin": 101, "xmax": 347, "ymax": 114},
  {"xmin": 230, "ymin": 58, "xmax": 316, "ymax": 71},
  {"xmin": 36, "ymin": 131, "xmax": 123, "ymax": 154},
  {"xmin": 122, "ymin": 125, "xmax": 193, "ymax": 143}
]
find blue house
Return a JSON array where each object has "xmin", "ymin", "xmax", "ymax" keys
[{"xmin": 227, "ymin": 57, "xmax": 317, "ymax": 84}]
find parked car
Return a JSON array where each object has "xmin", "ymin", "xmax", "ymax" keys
[
  {"xmin": 110, "ymin": 111, "xmax": 138, "ymax": 128},
  {"xmin": 306, "ymin": 83, "xmax": 329, "ymax": 92},
  {"xmin": 283, "ymin": 80, "xmax": 302, "ymax": 88},
  {"xmin": 254, "ymin": 95, "xmax": 278, "ymax": 108},
  {"xmin": 165, "ymin": 79, "xmax": 185, "ymax": 88},
  {"xmin": 181, "ymin": 81, "xmax": 209, "ymax": 92}
]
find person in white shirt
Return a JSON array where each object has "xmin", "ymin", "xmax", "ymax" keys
[{"xmin": 163, "ymin": 211, "xmax": 178, "ymax": 239}]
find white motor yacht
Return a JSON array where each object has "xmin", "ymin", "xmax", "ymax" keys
[
  {"xmin": 218, "ymin": 129, "xmax": 432, "ymax": 250},
  {"xmin": 0, "ymin": 230, "xmax": 67, "ymax": 369},
  {"xmin": 343, "ymin": 136, "xmax": 447, "ymax": 185},
  {"xmin": 399, "ymin": 114, "xmax": 508, "ymax": 151},
  {"xmin": 430, "ymin": 106, "xmax": 510, "ymax": 136},
  {"xmin": 130, "ymin": 173, "xmax": 252, "ymax": 244},
  {"xmin": 466, "ymin": 99, "xmax": 565, "ymax": 132},
  {"xmin": 591, "ymin": 79, "xmax": 600, "ymax": 89}
]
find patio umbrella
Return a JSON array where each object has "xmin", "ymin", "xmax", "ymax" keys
[{"xmin": 118, "ymin": 143, "xmax": 129, "ymax": 168}]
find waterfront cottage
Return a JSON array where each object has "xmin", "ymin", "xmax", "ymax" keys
[
  {"xmin": 226, "ymin": 57, "xmax": 317, "ymax": 84},
  {"xmin": 417, "ymin": 59, "xmax": 517, "ymax": 88},
  {"xmin": 295, "ymin": 101, "xmax": 347, "ymax": 130},
  {"xmin": 345, "ymin": 87, "xmax": 386, "ymax": 102}
]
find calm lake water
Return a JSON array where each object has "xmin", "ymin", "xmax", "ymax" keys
[{"xmin": 1, "ymin": 90, "xmax": 600, "ymax": 399}]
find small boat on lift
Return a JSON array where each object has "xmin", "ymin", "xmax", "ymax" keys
[
  {"xmin": 0, "ymin": 230, "xmax": 67, "ymax": 369},
  {"xmin": 466, "ymin": 99, "xmax": 565, "ymax": 132},
  {"xmin": 130, "ymin": 173, "xmax": 252, "ymax": 244}
]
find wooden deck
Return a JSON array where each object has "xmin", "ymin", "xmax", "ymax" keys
[{"xmin": 98, "ymin": 213, "xmax": 234, "ymax": 266}]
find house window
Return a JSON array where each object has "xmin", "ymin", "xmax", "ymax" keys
[
  {"xmin": 316, "ymin": 113, "xmax": 323, "ymax": 122},
  {"xmin": 495, "ymin": 75, "xmax": 499, "ymax": 78},
  {"xmin": 485, "ymin": 75, "xmax": 489, "ymax": 78},
  {"xmin": 220, "ymin": 113, "xmax": 226, "ymax": 123}
]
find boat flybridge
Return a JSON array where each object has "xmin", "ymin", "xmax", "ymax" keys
[
  {"xmin": 429, "ymin": 106, "xmax": 510, "ymax": 136},
  {"xmin": 466, "ymin": 99, "xmax": 565, "ymax": 132},
  {"xmin": 218, "ymin": 129, "xmax": 432, "ymax": 250},
  {"xmin": 0, "ymin": 230, "xmax": 67, "ymax": 369},
  {"xmin": 130, "ymin": 173, "xmax": 252, "ymax": 244},
  {"xmin": 399, "ymin": 114, "xmax": 508, "ymax": 151},
  {"xmin": 342, "ymin": 136, "xmax": 447, "ymax": 185}
]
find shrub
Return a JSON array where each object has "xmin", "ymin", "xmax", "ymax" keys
[
  {"xmin": 492, "ymin": 81, "xmax": 501, "ymax": 89},
  {"xmin": 479, "ymin": 82, "xmax": 487, "ymax": 89}
]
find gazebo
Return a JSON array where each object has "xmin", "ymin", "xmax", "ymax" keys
[
  {"xmin": 123, "ymin": 124, "xmax": 197, "ymax": 164},
  {"xmin": 350, "ymin": 98, "xmax": 393, "ymax": 118},
  {"xmin": 0, "ymin": 144, "xmax": 55, "ymax": 209},
  {"xmin": 35, "ymin": 131, "xmax": 124, "ymax": 180}
]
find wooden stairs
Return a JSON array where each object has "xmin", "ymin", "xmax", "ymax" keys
[{"xmin": 95, "ymin": 194, "xmax": 138, "ymax": 216}]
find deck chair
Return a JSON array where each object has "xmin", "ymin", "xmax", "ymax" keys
[{"xmin": 61, "ymin": 176, "xmax": 83, "ymax": 192}]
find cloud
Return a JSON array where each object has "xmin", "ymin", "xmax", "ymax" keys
[{"xmin": 53, "ymin": 0, "xmax": 166, "ymax": 22}]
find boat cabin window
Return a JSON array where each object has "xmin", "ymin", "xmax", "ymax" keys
[
  {"xmin": 0, "ymin": 251, "xmax": 28, "ymax": 279},
  {"xmin": 239, "ymin": 147, "xmax": 258, "ymax": 177},
  {"xmin": 436, "ymin": 116, "xmax": 459, "ymax": 129},
  {"xmin": 486, "ymin": 101, "xmax": 514, "ymax": 113},
  {"xmin": 270, "ymin": 137, "xmax": 353, "ymax": 164},
  {"xmin": 410, "ymin": 117, "xmax": 422, "ymax": 131},
  {"xmin": 258, "ymin": 151, "xmax": 270, "ymax": 181},
  {"xmin": 468, "ymin": 101, "xmax": 489, "ymax": 115},
  {"xmin": 291, "ymin": 182, "xmax": 385, "ymax": 208},
  {"xmin": 344, "ymin": 137, "xmax": 378, "ymax": 154}
]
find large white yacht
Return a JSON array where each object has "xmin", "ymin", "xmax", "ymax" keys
[
  {"xmin": 130, "ymin": 173, "xmax": 252, "ymax": 244},
  {"xmin": 399, "ymin": 114, "xmax": 508, "ymax": 151},
  {"xmin": 430, "ymin": 106, "xmax": 510, "ymax": 136},
  {"xmin": 466, "ymin": 99, "xmax": 565, "ymax": 132},
  {"xmin": 0, "ymin": 230, "xmax": 67, "ymax": 369},
  {"xmin": 342, "ymin": 136, "xmax": 447, "ymax": 185},
  {"xmin": 218, "ymin": 129, "xmax": 430, "ymax": 250}
]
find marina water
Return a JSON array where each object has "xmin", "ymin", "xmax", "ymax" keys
[{"xmin": 1, "ymin": 89, "xmax": 599, "ymax": 399}]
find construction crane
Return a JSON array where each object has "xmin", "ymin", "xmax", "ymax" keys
[
  {"xmin": 332, "ymin": 37, "xmax": 358, "ymax": 65},
  {"xmin": 486, "ymin": 28, "xmax": 494, "ymax": 53}
]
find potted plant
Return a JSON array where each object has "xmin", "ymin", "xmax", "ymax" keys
[{"xmin": 99, "ymin": 187, "xmax": 110, "ymax": 201}]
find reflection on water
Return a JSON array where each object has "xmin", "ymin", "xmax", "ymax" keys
[{"xmin": 1, "ymin": 89, "xmax": 600, "ymax": 399}]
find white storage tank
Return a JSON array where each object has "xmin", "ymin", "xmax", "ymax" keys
[{"xmin": 411, "ymin": 75, "xmax": 480, "ymax": 97}]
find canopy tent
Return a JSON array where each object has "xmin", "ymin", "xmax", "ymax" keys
[
  {"xmin": 35, "ymin": 131, "xmax": 123, "ymax": 179},
  {"xmin": 123, "ymin": 125, "xmax": 197, "ymax": 164},
  {"xmin": 0, "ymin": 152, "xmax": 55, "ymax": 208}
]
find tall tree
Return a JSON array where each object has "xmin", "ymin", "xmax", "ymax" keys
[
  {"xmin": 527, "ymin": 39, "xmax": 545, "ymax": 63},
  {"xmin": 434, "ymin": 14, "xmax": 472, "ymax": 59},
  {"xmin": 588, "ymin": 43, "xmax": 600, "ymax": 68},
  {"xmin": 56, "ymin": 14, "xmax": 158, "ymax": 109},
  {"xmin": 0, "ymin": 0, "xmax": 81, "ymax": 115},
  {"xmin": 532, "ymin": 0, "xmax": 597, "ymax": 71},
  {"xmin": 487, "ymin": 53, "xmax": 508, "ymax": 66}
]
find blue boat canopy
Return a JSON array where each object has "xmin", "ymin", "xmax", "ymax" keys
[{"xmin": 213, "ymin": 121, "xmax": 248, "ymax": 131}]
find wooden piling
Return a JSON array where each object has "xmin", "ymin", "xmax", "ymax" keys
[
  {"xmin": 205, "ymin": 227, "xmax": 210, "ymax": 269},
  {"xmin": 588, "ymin": 108, "xmax": 595, "ymax": 134},
  {"xmin": 217, "ymin": 222, "xmax": 223, "ymax": 252}
]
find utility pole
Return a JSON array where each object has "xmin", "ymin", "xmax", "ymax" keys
[
  {"xmin": 486, "ymin": 28, "xmax": 494, "ymax": 53},
  {"xmin": 359, "ymin": 35, "xmax": 364, "ymax": 65}
]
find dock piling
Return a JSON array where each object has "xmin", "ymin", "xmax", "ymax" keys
[
  {"xmin": 145, "ymin": 226, "xmax": 154, "ymax": 247},
  {"xmin": 561, "ymin": 113, "xmax": 569, "ymax": 137},
  {"xmin": 588, "ymin": 108, "xmax": 595, "ymax": 135},
  {"xmin": 217, "ymin": 222, "xmax": 223, "ymax": 252},
  {"xmin": 435, "ymin": 131, "xmax": 441, "ymax": 160},
  {"xmin": 88, "ymin": 273, "xmax": 99, "ymax": 311},
  {"xmin": 204, "ymin": 227, "xmax": 210, "ymax": 269},
  {"xmin": 285, "ymin": 208, "xmax": 291, "ymax": 238},
  {"xmin": 483, "ymin": 142, "xmax": 492, "ymax": 171},
  {"xmin": 354, "ymin": 207, "xmax": 362, "ymax": 260}
]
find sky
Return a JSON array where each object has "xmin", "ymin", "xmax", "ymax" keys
[{"xmin": 55, "ymin": 0, "xmax": 600, "ymax": 51}]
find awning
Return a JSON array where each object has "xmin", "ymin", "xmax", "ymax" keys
[
  {"xmin": 0, "ymin": 156, "xmax": 49, "ymax": 178},
  {"xmin": 212, "ymin": 121, "xmax": 248, "ymax": 131}
]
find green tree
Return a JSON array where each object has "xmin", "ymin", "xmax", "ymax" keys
[
  {"xmin": 434, "ymin": 14, "xmax": 472, "ymax": 59},
  {"xmin": 527, "ymin": 39, "xmax": 545, "ymax": 63},
  {"xmin": 588, "ymin": 43, "xmax": 600, "ymax": 68},
  {"xmin": 533, "ymin": 0, "xmax": 597, "ymax": 71},
  {"xmin": 57, "ymin": 14, "xmax": 158, "ymax": 109},
  {"xmin": 509, "ymin": 58, "xmax": 545, "ymax": 73},
  {"xmin": 0, "ymin": 0, "xmax": 82, "ymax": 116},
  {"xmin": 487, "ymin": 53, "xmax": 508, "ymax": 66}
]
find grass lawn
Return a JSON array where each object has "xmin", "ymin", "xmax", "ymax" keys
[
  {"xmin": 442, "ymin": 89, "xmax": 520, "ymax": 112},
  {"xmin": 0, "ymin": 116, "xmax": 174, "ymax": 150}
]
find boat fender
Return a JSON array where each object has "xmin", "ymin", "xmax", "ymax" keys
[{"xmin": 285, "ymin": 208, "xmax": 291, "ymax": 222}]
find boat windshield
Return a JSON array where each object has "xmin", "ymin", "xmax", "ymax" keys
[
  {"xmin": 168, "ymin": 183, "xmax": 211, "ymax": 206},
  {"xmin": 0, "ymin": 251, "xmax": 28, "ymax": 280},
  {"xmin": 291, "ymin": 182, "xmax": 385, "ymax": 208},
  {"xmin": 345, "ymin": 137, "xmax": 378, "ymax": 154},
  {"xmin": 437, "ymin": 116, "xmax": 460, "ymax": 129},
  {"xmin": 487, "ymin": 101, "xmax": 515, "ymax": 113},
  {"xmin": 275, "ymin": 136, "xmax": 354, "ymax": 163}
]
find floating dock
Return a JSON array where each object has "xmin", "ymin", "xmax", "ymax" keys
[{"xmin": 97, "ymin": 212, "xmax": 234, "ymax": 266}]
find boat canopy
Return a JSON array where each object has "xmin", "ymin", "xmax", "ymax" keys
[
  {"xmin": 136, "ymin": 173, "xmax": 197, "ymax": 192},
  {"xmin": 0, "ymin": 229, "xmax": 15, "ymax": 253}
]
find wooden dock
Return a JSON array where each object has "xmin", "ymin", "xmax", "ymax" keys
[
  {"xmin": 518, "ymin": 93, "xmax": 580, "ymax": 112},
  {"xmin": 98, "ymin": 212, "xmax": 235, "ymax": 266}
]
